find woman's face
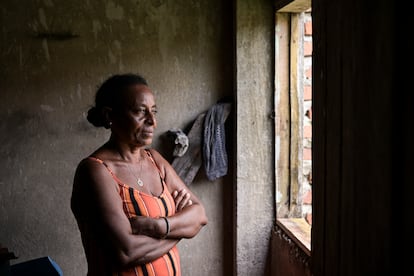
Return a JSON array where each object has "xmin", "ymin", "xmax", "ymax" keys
[{"xmin": 112, "ymin": 84, "xmax": 158, "ymax": 147}]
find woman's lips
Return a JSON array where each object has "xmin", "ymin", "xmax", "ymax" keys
[{"xmin": 142, "ymin": 131, "xmax": 153, "ymax": 137}]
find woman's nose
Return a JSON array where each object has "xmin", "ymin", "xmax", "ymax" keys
[{"xmin": 145, "ymin": 112, "xmax": 156, "ymax": 125}]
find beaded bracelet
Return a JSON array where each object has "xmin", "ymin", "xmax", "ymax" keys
[{"xmin": 160, "ymin": 217, "xmax": 170, "ymax": 239}]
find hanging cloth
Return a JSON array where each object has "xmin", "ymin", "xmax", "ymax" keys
[
  {"xmin": 202, "ymin": 102, "xmax": 232, "ymax": 181},
  {"xmin": 171, "ymin": 113, "xmax": 206, "ymax": 185}
]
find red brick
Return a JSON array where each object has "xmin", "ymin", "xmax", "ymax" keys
[
  {"xmin": 304, "ymin": 85, "xmax": 312, "ymax": 100},
  {"xmin": 305, "ymin": 68, "xmax": 312, "ymax": 79},
  {"xmin": 304, "ymin": 21, "xmax": 312, "ymax": 36},
  {"xmin": 303, "ymin": 148, "xmax": 312, "ymax": 160},
  {"xmin": 304, "ymin": 125, "xmax": 312, "ymax": 138},
  {"xmin": 303, "ymin": 189, "xmax": 312, "ymax": 204},
  {"xmin": 305, "ymin": 213, "xmax": 312, "ymax": 226},
  {"xmin": 304, "ymin": 41, "xmax": 313, "ymax": 56}
]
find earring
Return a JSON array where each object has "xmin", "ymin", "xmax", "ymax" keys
[{"xmin": 109, "ymin": 121, "xmax": 113, "ymax": 126}]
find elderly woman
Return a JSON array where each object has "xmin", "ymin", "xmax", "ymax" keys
[{"xmin": 71, "ymin": 73, "xmax": 208, "ymax": 276}]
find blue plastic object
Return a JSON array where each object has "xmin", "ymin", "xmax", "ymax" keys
[{"xmin": 10, "ymin": 256, "xmax": 63, "ymax": 276}]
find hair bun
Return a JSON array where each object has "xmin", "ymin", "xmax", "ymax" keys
[{"xmin": 87, "ymin": 106, "xmax": 107, "ymax": 128}]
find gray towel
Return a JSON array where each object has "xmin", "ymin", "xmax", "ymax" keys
[{"xmin": 203, "ymin": 102, "xmax": 231, "ymax": 181}]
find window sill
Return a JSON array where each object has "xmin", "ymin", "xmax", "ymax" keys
[{"xmin": 276, "ymin": 217, "xmax": 311, "ymax": 256}]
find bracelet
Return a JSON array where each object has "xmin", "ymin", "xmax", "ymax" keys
[{"xmin": 160, "ymin": 217, "xmax": 170, "ymax": 239}]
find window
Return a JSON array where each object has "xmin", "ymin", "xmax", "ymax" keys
[{"xmin": 274, "ymin": 0, "xmax": 312, "ymax": 247}]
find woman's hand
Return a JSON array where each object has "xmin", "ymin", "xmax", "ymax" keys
[
  {"xmin": 129, "ymin": 188, "xmax": 195, "ymax": 238},
  {"xmin": 130, "ymin": 216, "xmax": 174, "ymax": 239},
  {"xmin": 172, "ymin": 189, "xmax": 193, "ymax": 212}
]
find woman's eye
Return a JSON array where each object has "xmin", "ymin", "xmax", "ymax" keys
[{"xmin": 132, "ymin": 108, "xmax": 157, "ymax": 117}]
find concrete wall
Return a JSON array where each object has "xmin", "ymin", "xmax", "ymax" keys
[
  {"xmin": 235, "ymin": 0, "xmax": 275, "ymax": 274},
  {"xmin": 0, "ymin": 0, "xmax": 277, "ymax": 275},
  {"xmin": 0, "ymin": 1, "xmax": 233, "ymax": 275}
]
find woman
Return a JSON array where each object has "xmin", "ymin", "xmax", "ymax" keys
[{"xmin": 71, "ymin": 73, "xmax": 208, "ymax": 276}]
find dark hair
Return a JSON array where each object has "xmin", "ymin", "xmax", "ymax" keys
[{"xmin": 87, "ymin": 73, "xmax": 148, "ymax": 128}]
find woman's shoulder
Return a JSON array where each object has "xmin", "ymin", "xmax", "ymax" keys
[
  {"xmin": 146, "ymin": 148, "xmax": 169, "ymax": 166},
  {"xmin": 79, "ymin": 146, "xmax": 119, "ymax": 167},
  {"xmin": 75, "ymin": 156, "xmax": 108, "ymax": 181},
  {"xmin": 74, "ymin": 153, "xmax": 120, "ymax": 195},
  {"xmin": 76, "ymin": 147, "xmax": 118, "ymax": 176}
]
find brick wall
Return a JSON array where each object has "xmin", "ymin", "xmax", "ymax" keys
[{"xmin": 302, "ymin": 12, "xmax": 312, "ymax": 225}]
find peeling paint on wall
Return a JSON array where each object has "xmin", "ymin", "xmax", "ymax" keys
[
  {"xmin": 128, "ymin": 18, "xmax": 135, "ymax": 30},
  {"xmin": 76, "ymin": 84, "xmax": 82, "ymax": 100},
  {"xmin": 105, "ymin": 1, "xmax": 124, "ymax": 20},
  {"xmin": 108, "ymin": 48, "xmax": 116, "ymax": 64},
  {"xmin": 42, "ymin": 39, "xmax": 50, "ymax": 61},
  {"xmin": 38, "ymin": 8, "xmax": 48, "ymax": 30},
  {"xmin": 42, "ymin": 0, "xmax": 54, "ymax": 7},
  {"xmin": 92, "ymin": 20, "xmax": 102, "ymax": 40},
  {"xmin": 40, "ymin": 104, "xmax": 54, "ymax": 112}
]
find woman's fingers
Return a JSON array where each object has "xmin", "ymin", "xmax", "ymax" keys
[{"xmin": 173, "ymin": 189, "xmax": 192, "ymax": 211}]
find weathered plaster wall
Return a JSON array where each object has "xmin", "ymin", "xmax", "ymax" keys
[
  {"xmin": 0, "ymin": 1, "xmax": 232, "ymax": 275},
  {"xmin": 235, "ymin": 0, "xmax": 275, "ymax": 275}
]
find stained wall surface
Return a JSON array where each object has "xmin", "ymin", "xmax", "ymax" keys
[
  {"xmin": 0, "ymin": 1, "xmax": 233, "ymax": 275},
  {"xmin": 235, "ymin": 0, "xmax": 275, "ymax": 274}
]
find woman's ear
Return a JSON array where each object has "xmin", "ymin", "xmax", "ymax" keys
[{"xmin": 102, "ymin": 106, "xmax": 113, "ymax": 129}]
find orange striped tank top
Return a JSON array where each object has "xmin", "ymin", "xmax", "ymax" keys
[{"xmin": 89, "ymin": 150, "xmax": 181, "ymax": 276}]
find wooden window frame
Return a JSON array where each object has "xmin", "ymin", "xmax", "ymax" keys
[{"xmin": 274, "ymin": 0, "xmax": 312, "ymax": 251}]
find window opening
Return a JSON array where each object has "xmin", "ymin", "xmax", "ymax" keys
[{"xmin": 274, "ymin": 1, "xmax": 312, "ymax": 243}]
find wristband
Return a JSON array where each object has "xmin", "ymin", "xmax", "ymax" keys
[{"xmin": 160, "ymin": 217, "xmax": 170, "ymax": 239}]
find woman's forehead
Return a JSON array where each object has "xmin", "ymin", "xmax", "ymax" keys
[{"xmin": 123, "ymin": 84, "xmax": 156, "ymax": 106}]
